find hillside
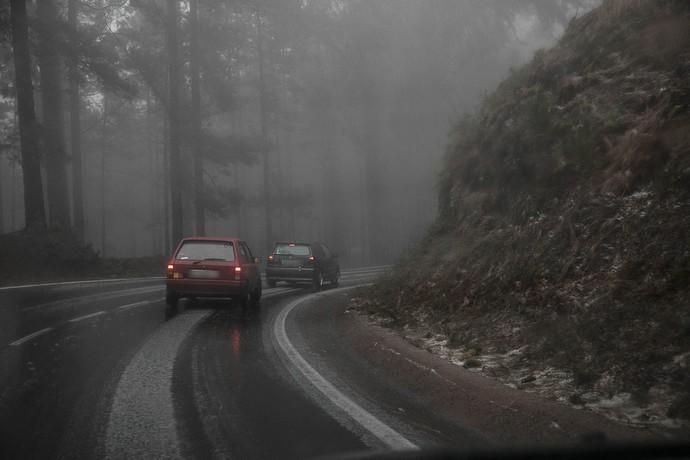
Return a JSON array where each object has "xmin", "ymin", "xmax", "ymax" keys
[{"xmin": 354, "ymin": 0, "xmax": 690, "ymax": 432}]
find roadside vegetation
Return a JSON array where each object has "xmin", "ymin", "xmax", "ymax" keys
[
  {"xmin": 0, "ymin": 229, "xmax": 164, "ymax": 285},
  {"xmin": 355, "ymin": 0, "xmax": 690, "ymax": 432}
]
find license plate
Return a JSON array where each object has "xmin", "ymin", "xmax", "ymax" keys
[
  {"xmin": 187, "ymin": 269, "xmax": 220, "ymax": 279},
  {"xmin": 282, "ymin": 259, "xmax": 301, "ymax": 267}
]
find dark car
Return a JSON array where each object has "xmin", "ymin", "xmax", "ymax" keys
[
  {"xmin": 165, "ymin": 237, "xmax": 262, "ymax": 309},
  {"xmin": 265, "ymin": 241, "xmax": 340, "ymax": 291}
]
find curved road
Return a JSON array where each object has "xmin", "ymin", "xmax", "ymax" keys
[
  {"xmin": 0, "ymin": 267, "xmax": 653, "ymax": 459},
  {"xmin": 0, "ymin": 267, "xmax": 406, "ymax": 459}
]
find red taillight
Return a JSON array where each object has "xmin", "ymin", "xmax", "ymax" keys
[
  {"xmin": 268, "ymin": 255, "xmax": 273, "ymax": 261},
  {"xmin": 167, "ymin": 264, "xmax": 174, "ymax": 278},
  {"xmin": 308, "ymin": 256, "xmax": 315, "ymax": 262},
  {"xmin": 235, "ymin": 266, "xmax": 242, "ymax": 280}
]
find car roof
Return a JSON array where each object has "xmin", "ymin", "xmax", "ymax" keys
[
  {"xmin": 181, "ymin": 236, "xmax": 240, "ymax": 242},
  {"xmin": 273, "ymin": 241, "xmax": 330, "ymax": 246}
]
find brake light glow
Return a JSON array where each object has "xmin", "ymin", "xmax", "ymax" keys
[
  {"xmin": 235, "ymin": 266, "xmax": 242, "ymax": 280},
  {"xmin": 167, "ymin": 264, "xmax": 174, "ymax": 278},
  {"xmin": 268, "ymin": 255, "xmax": 273, "ymax": 261},
  {"xmin": 308, "ymin": 256, "xmax": 315, "ymax": 261}
]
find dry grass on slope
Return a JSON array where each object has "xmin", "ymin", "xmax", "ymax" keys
[{"xmin": 356, "ymin": 0, "xmax": 690, "ymax": 433}]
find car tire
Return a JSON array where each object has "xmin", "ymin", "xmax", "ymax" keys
[
  {"xmin": 165, "ymin": 289, "xmax": 179, "ymax": 318},
  {"xmin": 312, "ymin": 271, "xmax": 323, "ymax": 292},
  {"xmin": 237, "ymin": 289, "xmax": 250, "ymax": 308},
  {"xmin": 250, "ymin": 282, "xmax": 262, "ymax": 304},
  {"xmin": 267, "ymin": 279, "xmax": 277, "ymax": 288},
  {"xmin": 166, "ymin": 289, "xmax": 179, "ymax": 308}
]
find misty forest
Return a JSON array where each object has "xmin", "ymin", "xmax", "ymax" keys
[
  {"xmin": 0, "ymin": 0, "xmax": 594, "ymax": 265},
  {"xmin": 2, "ymin": 0, "xmax": 690, "ymax": 453}
]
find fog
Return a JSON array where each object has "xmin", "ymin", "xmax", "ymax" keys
[{"xmin": 0, "ymin": 0, "xmax": 597, "ymax": 265}]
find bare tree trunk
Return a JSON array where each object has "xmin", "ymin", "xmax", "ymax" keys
[
  {"xmin": 275, "ymin": 124, "xmax": 284, "ymax": 237},
  {"xmin": 363, "ymin": 105, "xmax": 382, "ymax": 265},
  {"xmin": 11, "ymin": 162, "xmax": 17, "ymax": 231},
  {"xmin": 256, "ymin": 10, "xmax": 273, "ymax": 253},
  {"xmin": 0, "ymin": 158, "xmax": 5, "ymax": 233},
  {"xmin": 234, "ymin": 164, "xmax": 244, "ymax": 237},
  {"xmin": 279, "ymin": 85, "xmax": 296, "ymax": 240},
  {"xmin": 359, "ymin": 160, "xmax": 368, "ymax": 266},
  {"xmin": 10, "ymin": 0, "xmax": 46, "ymax": 230},
  {"xmin": 163, "ymin": 117, "xmax": 171, "ymax": 254},
  {"xmin": 167, "ymin": 0, "xmax": 183, "ymax": 245},
  {"xmin": 37, "ymin": 0, "xmax": 70, "ymax": 229},
  {"xmin": 190, "ymin": 0, "xmax": 204, "ymax": 236},
  {"xmin": 68, "ymin": 0, "xmax": 84, "ymax": 240},
  {"xmin": 285, "ymin": 131, "xmax": 296, "ymax": 240},
  {"xmin": 146, "ymin": 91, "xmax": 157, "ymax": 255},
  {"xmin": 100, "ymin": 94, "xmax": 108, "ymax": 257}
]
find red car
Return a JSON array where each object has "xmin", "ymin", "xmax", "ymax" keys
[{"xmin": 165, "ymin": 237, "xmax": 262, "ymax": 309}]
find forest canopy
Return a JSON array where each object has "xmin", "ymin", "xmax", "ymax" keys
[{"xmin": 0, "ymin": 0, "xmax": 594, "ymax": 264}]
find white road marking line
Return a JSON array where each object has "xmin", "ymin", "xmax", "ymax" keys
[
  {"xmin": 22, "ymin": 285, "xmax": 164, "ymax": 312},
  {"xmin": 0, "ymin": 276, "xmax": 164, "ymax": 291},
  {"xmin": 0, "ymin": 265, "xmax": 385, "ymax": 292},
  {"xmin": 7, "ymin": 297, "xmax": 164, "ymax": 348},
  {"xmin": 263, "ymin": 286, "xmax": 293, "ymax": 294},
  {"xmin": 341, "ymin": 273, "xmax": 385, "ymax": 281},
  {"xmin": 68, "ymin": 311, "xmax": 106, "ymax": 323},
  {"xmin": 341, "ymin": 265, "xmax": 391, "ymax": 274},
  {"xmin": 9, "ymin": 327, "xmax": 54, "ymax": 347},
  {"xmin": 273, "ymin": 286, "xmax": 417, "ymax": 451},
  {"xmin": 117, "ymin": 298, "xmax": 164, "ymax": 311},
  {"xmin": 263, "ymin": 288, "xmax": 301, "ymax": 299}
]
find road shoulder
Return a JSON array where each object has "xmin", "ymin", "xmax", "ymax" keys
[{"xmin": 289, "ymin": 289, "xmax": 658, "ymax": 448}]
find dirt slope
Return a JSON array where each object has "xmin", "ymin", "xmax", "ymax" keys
[{"xmin": 356, "ymin": 0, "xmax": 690, "ymax": 433}]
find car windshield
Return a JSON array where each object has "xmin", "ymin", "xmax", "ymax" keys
[
  {"xmin": 274, "ymin": 244, "xmax": 311, "ymax": 256},
  {"xmin": 176, "ymin": 241, "xmax": 235, "ymax": 261},
  {"xmin": 3, "ymin": 1, "xmax": 690, "ymax": 459}
]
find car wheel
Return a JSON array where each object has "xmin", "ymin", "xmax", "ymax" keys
[
  {"xmin": 237, "ymin": 289, "xmax": 250, "ymax": 308},
  {"xmin": 332, "ymin": 270, "xmax": 340, "ymax": 288},
  {"xmin": 251, "ymin": 282, "xmax": 262, "ymax": 303},
  {"xmin": 166, "ymin": 289, "xmax": 179, "ymax": 308},
  {"xmin": 267, "ymin": 279, "xmax": 277, "ymax": 288},
  {"xmin": 312, "ymin": 271, "xmax": 323, "ymax": 292},
  {"xmin": 165, "ymin": 289, "xmax": 179, "ymax": 318}
]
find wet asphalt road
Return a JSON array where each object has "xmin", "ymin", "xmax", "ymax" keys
[
  {"xmin": 0, "ymin": 267, "xmax": 658, "ymax": 459},
  {"xmin": 0, "ymin": 268, "xmax": 407, "ymax": 459}
]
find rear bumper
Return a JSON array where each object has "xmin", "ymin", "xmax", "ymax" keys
[
  {"xmin": 265, "ymin": 266, "xmax": 315, "ymax": 282},
  {"xmin": 166, "ymin": 279, "xmax": 245, "ymax": 297}
]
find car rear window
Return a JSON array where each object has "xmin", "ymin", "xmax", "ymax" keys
[
  {"xmin": 175, "ymin": 240, "xmax": 235, "ymax": 261},
  {"xmin": 274, "ymin": 243, "xmax": 311, "ymax": 256}
]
